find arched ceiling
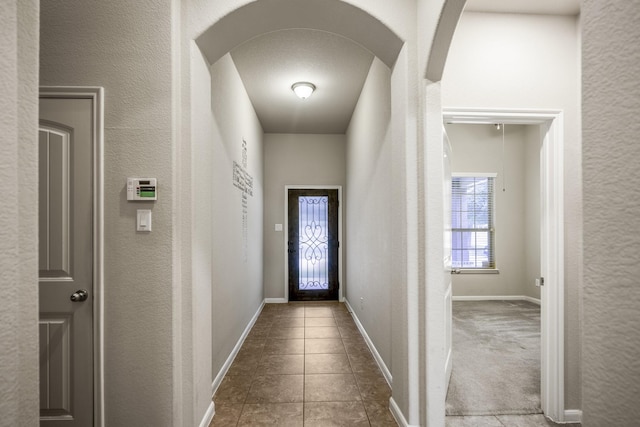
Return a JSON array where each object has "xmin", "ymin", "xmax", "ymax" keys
[
  {"xmin": 195, "ymin": 0, "xmax": 403, "ymax": 134},
  {"xmin": 196, "ymin": 0, "xmax": 403, "ymax": 69},
  {"xmin": 195, "ymin": 0, "xmax": 580, "ymax": 134}
]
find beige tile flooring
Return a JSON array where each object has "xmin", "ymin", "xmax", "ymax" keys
[
  {"xmin": 210, "ymin": 301, "xmax": 398, "ymax": 426},
  {"xmin": 210, "ymin": 301, "xmax": 571, "ymax": 426}
]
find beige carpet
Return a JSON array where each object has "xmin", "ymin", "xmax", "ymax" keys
[{"xmin": 445, "ymin": 300, "xmax": 542, "ymax": 416}]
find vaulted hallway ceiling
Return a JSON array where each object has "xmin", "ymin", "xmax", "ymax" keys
[{"xmin": 214, "ymin": 0, "xmax": 580, "ymax": 135}]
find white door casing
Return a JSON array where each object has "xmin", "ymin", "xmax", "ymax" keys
[
  {"xmin": 443, "ymin": 126, "xmax": 453, "ymax": 392},
  {"xmin": 39, "ymin": 87, "xmax": 104, "ymax": 427},
  {"xmin": 442, "ymin": 108, "xmax": 565, "ymax": 421}
]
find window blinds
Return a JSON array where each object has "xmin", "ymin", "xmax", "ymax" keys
[{"xmin": 451, "ymin": 175, "xmax": 495, "ymax": 269}]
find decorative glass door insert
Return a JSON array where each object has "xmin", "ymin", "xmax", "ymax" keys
[
  {"xmin": 298, "ymin": 196, "xmax": 329, "ymax": 290},
  {"xmin": 288, "ymin": 189, "xmax": 339, "ymax": 301}
]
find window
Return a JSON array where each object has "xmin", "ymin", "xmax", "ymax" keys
[{"xmin": 451, "ymin": 175, "xmax": 495, "ymax": 269}]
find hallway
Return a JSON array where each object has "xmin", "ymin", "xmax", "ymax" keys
[{"xmin": 210, "ymin": 302, "xmax": 397, "ymax": 426}]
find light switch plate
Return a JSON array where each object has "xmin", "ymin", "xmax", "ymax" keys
[{"xmin": 137, "ymin": 209, "xmax": 152, "ymax": 232}]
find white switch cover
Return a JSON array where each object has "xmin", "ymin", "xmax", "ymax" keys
[
  {"xmin": 137, "ymin": 209, "xmax": 152, "ymax": 232},
  {"xmin": 275, "ymin": 223, "xmax": 283, "ymax": 232}
]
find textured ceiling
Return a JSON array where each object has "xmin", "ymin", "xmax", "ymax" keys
[{"xmin": 231, "ymin": 29, "xmax": 374, "ymax": 134}]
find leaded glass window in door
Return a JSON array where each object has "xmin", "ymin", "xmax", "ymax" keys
[
  {"xmin": 298, "ymin": 196, "xmax": 329, "ymax": 290},
  {"xmin": 287, "ymin": 189, "xmax": 339, "ymax": 301}
]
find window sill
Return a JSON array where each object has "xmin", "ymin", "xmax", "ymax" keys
[{"xmin": 452, "ymin": 269, "xmax": 500, "ymax": 274}]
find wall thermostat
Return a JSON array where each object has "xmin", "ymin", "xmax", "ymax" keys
[{"xmin": 127, "ymin": 178, "xmax": 157, "ymax": 201}]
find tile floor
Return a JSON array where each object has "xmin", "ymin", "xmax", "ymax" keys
[
  {"xmin": 210, "ymin": 301, "xmax": 398, "ymax": 426},
  {"xmin": 209, "ymin": 301, "xmax": 578, "ymax": 427}
]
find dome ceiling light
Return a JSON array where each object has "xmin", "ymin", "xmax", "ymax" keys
[{"xmin": 291, "ymin": 82, "xmax": 316, "ymax": 100}]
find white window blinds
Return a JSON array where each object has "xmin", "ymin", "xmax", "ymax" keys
[{"xmin": 451, "ymin": 175, "xmax": 495, "ymax": 269}]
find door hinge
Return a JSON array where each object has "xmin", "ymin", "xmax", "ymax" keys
[{"xmin": 536, "ymin": 277, "xmax": 545, "ymax": 287}]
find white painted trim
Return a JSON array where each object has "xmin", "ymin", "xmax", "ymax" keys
[
  {"xmin": 211, "ymin": 302, "xmax": 265, "ymax": 395},
  {"xmin": 540, "ymin": 110, "xmax": 565, "ymax": 422},
  {"xmin": 444, "ymin": 108, "xmax": 565, "ymax": 125},
  {"xmin": 264, "ymin": 298, "xmax": 288, "ymax": 304},
  {"xmin": 198, "ymin": 402, "xmax": 215, "ymax": 427},
  {"xmin": 344, "ymin": 300, "xmax": 392, "ymax": 386},
  {"xmin": 40, "ymin": 87, "xmax": 105, "ymax": 427},
  {"xmin": 452, "ymin": 172, "xmax": 497, "ymax": 178},
  {"xmin": 443, "ymin": 108, "xmax": 565, "ymax": 421},
  {"xmin": 284, "ymin": 185, "xmax": 343, "ymax": 302},
  {"xmin": 444, "ymin": 284, "xmax": 453, "ymax": 392},
  {"xmin": 562, "ymin": 409, "xmax": 583, "ymax": 423},
  {"xmin": 452, "ymin": 295, "xmax": 541, "ymax": 305},
  {"xmin": 389, "ymin": 397, "xmax": 419, "ymax": 427}
]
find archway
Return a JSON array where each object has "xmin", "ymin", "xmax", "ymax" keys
[
  {"xmin": 188, "ymin": 2, "xmax": 419, "ymax": 426},
  {"xmin": 195, "ymin": 0, "xmax": 403, "ymax": 68}
]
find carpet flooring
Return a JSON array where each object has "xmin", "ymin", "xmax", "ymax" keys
[{"xmin": 445, "ymin": 300, "xmax": 542, "ymax": 416}]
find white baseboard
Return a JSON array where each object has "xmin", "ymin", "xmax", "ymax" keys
[
  {"xmin": 211, "ymin": 301, "xmax": 265, "ymax": 395},
  {"xmin": 198, "ymin": 402, "xmax": 215, "ymax": 427},
  {"xmin": 264, "ymin": 298, "xmax": 288, "ymax": 303},
  {"xmin": 452, "ymin": 295, "xmax": 541, "ymax": 305},
  {"xmin": 523, "ymin": 295, "xmax": 541, "ymax": 305},
  {"xmin": 389, "ymin": 397, "xmax": 419, "ymax": 427},
  {"xmin": 344, "ymin": 299, "xmax": 392, "ymax": 386},
  {"xmin": 562, "ymin": 409, "xmax": 583, "ymax": 423}
]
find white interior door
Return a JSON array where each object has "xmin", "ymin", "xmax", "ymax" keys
[
  {"xmin": 39, "ymin": 96, "xmax": 94, "ymax": 426},
  {"xmin": 443, "ymin": 126, "xmax": 453, "ymax": 390}
]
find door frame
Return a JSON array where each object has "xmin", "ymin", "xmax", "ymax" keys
[
  {"xmin": 40, "ymin": 87, "xmax": 105, "ymax": 427},
  {"xmin": 284, "ymin": 185, "xmax": 343, "ymax": 302},
  {"xmin": 442, "ymin": 108, "xmax": 565, "ymax": 421}
]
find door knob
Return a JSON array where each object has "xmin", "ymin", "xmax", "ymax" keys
[{"xmin": 70, "ymin": 289, "xmax": 88, "ymax": 302}]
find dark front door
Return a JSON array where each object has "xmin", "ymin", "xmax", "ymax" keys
[{"xmin": 288, "ymin": 189, "xmax": 339, "ymax": 301}]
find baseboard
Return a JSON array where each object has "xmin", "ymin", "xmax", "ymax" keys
[
  {"xmin": 198, "ymin": 402, "xmax": 215, "ymax": 427},
  {"xmin": 452, "ymin": 295, "xmax": 541, "ymax": 305},
  {"xmin": 389, "ymin": 397, "xmax": 419, "ymax": 427},
  {"xmin": 264, "ymin": 297, "xmax": 288, "ymax": 303},
  {"xmin": 344, "ymin": 299, "xmax": 392, "ymax": 386},
  {"xmin": 211, "ymin": 301, "xmax": 265, "ymax": 395},
  {"xmin": 523, "ymin": 295, "xmax": 541, "ymax": 305},
  {"xmin": 562, "ymin": 409, "xmax": 582, "ymax": 423}
]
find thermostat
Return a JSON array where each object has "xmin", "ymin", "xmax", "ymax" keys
[{"xmin": 127, "ymin": 178, "xmax": 157, "ymax": 201}]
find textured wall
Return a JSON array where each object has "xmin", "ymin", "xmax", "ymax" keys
[
  {"xmin": 263, "ymin": 133, "xmax": 346, "ymax": 300},
  {"xmin": 209, "ymin": 53, "xmax": 264, "ymax": 381},
  {"xmin": 582, "ymin": 2, "xmax": 640, "ymax": 425},
  {"xmin": 442, "ymin": 12, "xmax": 582, "ymax": 409},
  {"xmin": 346, "ymin": 57, "xmax": 393, "ymax": 369},
  {"xmin": 0, "ymin": 1, "xmax": 39, "ymax": 426},
  {"xmin": 389, "ymin": 45, "xmax": 412, "ymax": 423},
  {"xmin": 189, "ymin": 44, "xmax": 214, "ymax": 423},
  {"xmin": 40, "ymin": 1, "xmax": 176, "ymax": 425}
]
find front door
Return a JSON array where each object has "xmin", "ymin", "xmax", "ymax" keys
[
  {"xmin": 39, "ymin": 94, "xmax": 94, "ymax": 426},
  {"xmin": 288, "ymin": 189, "xmax": 339, "ymax": 301}
]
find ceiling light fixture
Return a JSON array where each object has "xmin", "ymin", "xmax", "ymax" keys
[{"xmin": 292, "ymin": 82, "xmax": 315, "ymax": 100}]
